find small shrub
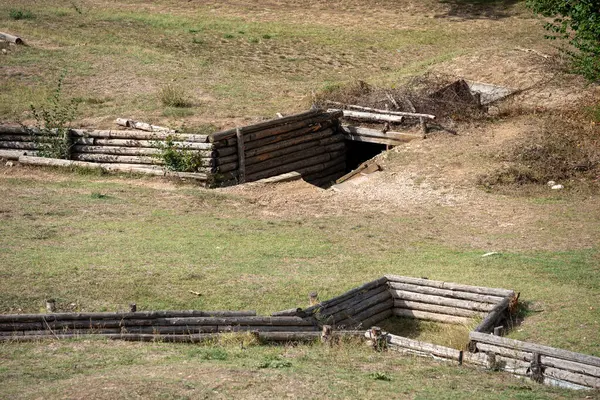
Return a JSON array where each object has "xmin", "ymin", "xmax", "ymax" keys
[
  {"xmin": 369, "ymin": 372, "xmax": 392, "ymax": 381},
  {"xmin": 158, "ymin": 84, "xmax": 192, "ymax": 108},
  {"xmin": 154, "ymin": 135, "xmax": 204, "ymax": 172},
  {"xmin": 29, "ymin": 73, "xmax": 78, "ymax": 160},
  {"xmin": 9, "ymin": 9, "xmax": 34, "ymax": 20},
  {"xmin": 223, "ymin": 33, "xmax": 235, "ymax": 39},
  {"xmin": 257, "ymin": 355, "xmax": 292, "ymax": 369}
]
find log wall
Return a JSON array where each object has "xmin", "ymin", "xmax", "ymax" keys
[{"xmin": 0, "ymin": 109, "xmax": 346, "ymax": 187}]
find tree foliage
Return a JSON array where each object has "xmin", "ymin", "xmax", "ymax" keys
[{"xmin": 527, "ymin": 0, "xmax": 600, "ymax": 81}]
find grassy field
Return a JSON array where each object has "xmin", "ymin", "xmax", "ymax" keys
[
  {"xmin": 0, "ymin": 167, "xmax": 598, "ymax": 398},
  {"xmin": 1, "ymin": 0, "xmax": 599, "ymax": 398},
  {"xmin": 0, "ymin": 0, "xmax": 548, "ymax": 128}
]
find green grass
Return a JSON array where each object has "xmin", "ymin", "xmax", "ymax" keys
[
  {"xmin": 0, "ymin": 338, "xmax": 589, "ymax": 399},
  {"xmin": 0, "ymin": 171, "xmax": 598, "ymax": 357},
  {"xmin": 0, "ymin": 0, "xmax": 546, "ymax": 125}
]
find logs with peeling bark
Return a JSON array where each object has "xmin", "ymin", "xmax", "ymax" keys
[
  {"xmin": 208, "ymin": 110, "xmax": 346, "ymax": 186},
  {"xmin": 469, "ymin": 331, "xmax": 600, "ymax": 389}
]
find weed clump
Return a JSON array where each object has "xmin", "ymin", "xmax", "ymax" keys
[
  {"xmin": 158, "ymin": 84, "xmax": 192, "ymax": 108},
  {"xmin": 479, "ymin": 114, "xmax": 599, "ymax": 188},
  {"xmin": 154, "ymin": 135, "xmax": 204, "ymax": 172},
  {"xmin": 9, "ymin": 9, "xmax": 34, "ymax": 20}
]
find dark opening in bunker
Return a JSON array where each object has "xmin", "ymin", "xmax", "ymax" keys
[{"xmin": 344, "ymin": 140, "xmax": 387, "ymax": 172}]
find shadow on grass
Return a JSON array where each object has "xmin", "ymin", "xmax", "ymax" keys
[{"xmin": 436, "ymin": 0, "xmax": 521, "ymax": 19}]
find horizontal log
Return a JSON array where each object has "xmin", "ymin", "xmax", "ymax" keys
[
  {"xmin": 217, "ymin": 325, "xmax": 317, "ymax": 333},
  {"xmin": 476, "ymin": 342, "xmax": 600, "ymax": 378},
  {"xmin": 343, "ymin": 133, "xmax": 417, "ymax": 146},
  {"xmin": 389, "ymin": 290, "xmax": 495, "ymax": 312},
  {"xmin": 0, "ymin": 135, "xmax": 35, "ymax": 142},
  {"xmin": 271, "ymin": 308, "xmax": 304, "ymax": 317},
  {"xmin": 302, "ymin": 162, "xmax": 346, "ymax": 182},
  {"xmin": 0, "ymin": 149, "xmax": 36, "ymax": 160},
  {"xmin": 0, "ymin": 32, "xmax": 24, "ymax": 45},
  {"xmin": 388, "ymin": 282, "xmax": 505, "ymax": 304},
  {"xmin": 385, "ymin": 275, "xmax": 515, "ymax": 298},
  {"xmin": 473, "ymin": 296, "xmax": 512, "ymax": 333},
  {"xmin": 245, "ymin": 142, "xmax": 345, "ymax": 175},
  {"xmin": 383, "ymin": 333, "xmax": 462, "ymax": 360},
  {"xmin": 0, "ymin": 141, "xmax": 37, "ymax": 150},
  {"xmin": 335, "ymin": 298, "xmax": 394, "ymax": 328},
  {"xmin": 341, "ymin": 125, "xmax": 423, "ymax": 142},
  {"xmin": 244, "ymin": 127, "xmax": 338, "ymax": 159},
  {"xmin": 326, "ymin": 101, "xmax": 436, "ymax": 119},
  {"xmin": 115, "ymin": 118, "xmax": 175, "ymax": 133},
  {"xmin": 245, "ymin": 129, "xmax": 338, "ymax": 165},
  {"xmin": 244, "ymin": 150, "xmax": 345, "ymax": 182},
  {"xmin": 392, "ymin": 308, "xmax": 472, "ymax": 324},
  {"xmin": 73, "ymin": 138, "xmax": 213, "ymax": 150},
  {"xmin": 223, "ymin": 116, "xmax": 338, "ymax": 149},
  {"xmin": 469, "ymin": 331, "xmax": 600, "ymax": 368},
  {"xmin": 304, "ymin": 277, "xmax": 389, "ymax": 315},
  {"xmin": 72, "ymin": 153, "xmax": 163, "ymax": 165},
  {"xmin": 545, "ymin": 367, "xmax": 600, "ymax": 389},
  {"xmin": 0, "ymin": 310, "xmax": 257, "ymax": 323},
  {"xmin": 216, "ymin": 137, "xmax": 343, "ymax": 174},
  {"xmin": 71, "ymin": 129, "xmax": 207, "ymax": 142},
  {"xmin": 357, "ymin": 308, "xmax": 393, "ymax": 329},
  {"xmin": 325, "ymin": 288, "xmax": 391, "ymax": 322},
  {"xmin": 210, "ymin": 110, "xmax": 323, "ymax": 142},
  {"xmin": 328, "ymin": 109, "xmax": 404, "ymax": 123},
  {"xmin": 393, "ymin": 300, "xmax": 486, "ymax": 318},
  {"xmin": 73, "ymin": 145, "xmax": 161, "ymax": 156},
  {"xmin": 249, "ymin": 172, "xmax": 303, "ymax": 185},
  {"xmin": 318, "ymin": 285, "xmax": 390, "ymax": 319}
]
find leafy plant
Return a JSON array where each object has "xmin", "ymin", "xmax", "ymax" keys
[
  {"xmin": 154, "ymin": 135, "xmax": 205, "ymax": 172},
  {"xmin": 29, "ymin": 73, "xmax": 78, "ymax": 159},
  {"xmin": 368, "ymin": 372, "xmax": 392, "ymax": 381},
  {"xmin": 158, "ymin": 84, "xmax": 192, "ymax": 108},
  {"xmin": 257, "ymin": 355, "xmax": 292, "ymax": 369},
  {"xmin": 9, "ymin": 9, "xmax": 34, "ymax": 20},
  {"xmin": 527, "ymin": 0, "xmax": 600, "ymax": 81}
]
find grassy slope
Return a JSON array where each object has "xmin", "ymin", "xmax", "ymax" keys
[{"xmin": 0, "ymin": 0, "xmax": 545, "ymax": 126}]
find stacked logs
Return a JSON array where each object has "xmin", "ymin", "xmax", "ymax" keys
[
  {"xmin": 0, "ymin": 125, "xmax": 39, "ymax": 159},
  {"xmin": 296, "ymin": 277, "xmax": 394, "ymax": 329},
  {"xmin": 208, "ymin": 109, "xmax": 346, "ymax": 186},
  {"xmin": 468, "ymin": 332, "xmax": 600, "ymax": 390},
  {"xmin": 385, "ymin": 275, "xmax": 515, "ymax": 327},
  {"xmin": 0, "ymin": 310, "xmax": 324, "ymax": 343}
]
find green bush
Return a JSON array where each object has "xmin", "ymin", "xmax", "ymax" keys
[
  {"xmin": 158, "ymin": 84, "xmax": 192, "ymax": 108},
  {"xmin": 527, "ymin": 0, "xmax": 600, "ymax": 81},
  {"xmin": 154, "ymin": 136, "xmax": 205, "ymax": 172}
]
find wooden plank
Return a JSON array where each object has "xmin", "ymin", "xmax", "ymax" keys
[
  {"xmin": 343, "ymin": 133, "xmax": 414, "ymax": 146},
  {"xmin": 544, "ymin": 367, "xmax": 600, "ymax": 389},
  {"xmin": 385, "ymin": 275, "xmax": 515, "ymax": 298},
  {"xmin": 72, "ymin": 153, "xmax": 163, "ymax": 165},
  {"xmin": 247, "ymin": 172, "xmax": 302, "ymax": 185},
  {"xmin": 469, "ymin": 331, "xmax": 600, "ymax": 368},
  {"xmin": 382, "ymin": 333, "xmax": 462, "ymax": 360},
  {"xmin": 115, "ymin": 118, "xmax": 175, "ymax": 133}
]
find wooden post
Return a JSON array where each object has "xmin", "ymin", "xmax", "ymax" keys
[
  {"xmin": 529, "ymin": 352, "xmax": 544, "ymax": 383},
  {"xmin": 420, "ymin": 117, "xmax": 428, "ymax": 138},
  {"xmin": 129, "ymin": 303, "xmax": 137, "ymax": 312},
  {"xmin": 309, "ymin": 292, "xmax": 319, "ymax": 306},
  {"xmin": 493, "ymin": 326, "xmax": 504, "ymax": 336},
  {"xmin": 321, "ymin": 325, "xmax": 332, "ymax": 344},
  {"xmin": 370, "ymin": 326, "xmax": 386, "ymax": 352},
  {"xmin": 235, "ymin": 128, "xmax": 245, "ymax": 183},
  {"xmin": 46, "ymin": 299, "xmax": 56, "ymax": 313}
]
